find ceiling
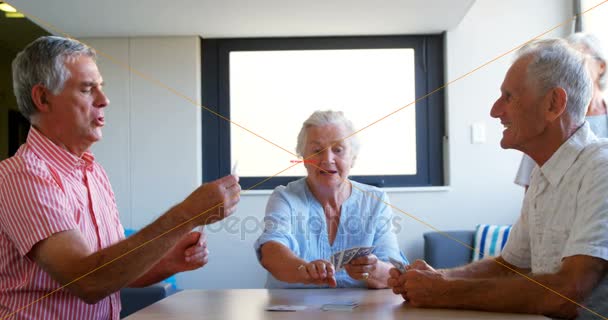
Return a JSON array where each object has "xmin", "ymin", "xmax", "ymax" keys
[
  {"xmin": 8, "ymin": 0, "xmax": 475, "ymax": 39},
  {"xmin": 0, "ymin": 6, "xmax": 48, "ymax": 53}
]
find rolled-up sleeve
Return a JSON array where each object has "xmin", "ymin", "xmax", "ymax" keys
[
  {"xmin": 254, "ymin": 187, "xmax": 299, "ymax": 261},
  {"xmin": 370, "ymin": 192, "xmax": 408, "ymax": 265}
]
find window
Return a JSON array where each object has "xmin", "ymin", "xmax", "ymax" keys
[
  {"xmin": 581, "ymin": 1, "xmax": 608, "ymax": 59},
  {"xmin": 202, "ymin": 35, "xmax": 445, "ymax": 189}
]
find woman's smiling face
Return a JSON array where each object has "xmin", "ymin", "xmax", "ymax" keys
[{"xmin": 302, "ymin": 124, "xmax": 354, "ymax": 190}]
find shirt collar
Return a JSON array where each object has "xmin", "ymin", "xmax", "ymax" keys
[
  {"xmin": 27, "ymin": 126, "xmax": 96, "ymax": 175},
  {"xmin": 539, "ymin": 122, "xmax": 597, "ymax": 186}
]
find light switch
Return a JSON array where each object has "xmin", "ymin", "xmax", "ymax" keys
[{"xmin": 471, "ymin": 122, "xmax": 486, "ymax": 144}]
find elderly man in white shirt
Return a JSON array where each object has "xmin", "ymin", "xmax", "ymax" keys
[
  {"xmin": 515, "ymin": 33, "xmax": 608, "ymax": 190},
  {"xmin": 388, "ymin": 39, "xmax": 608, "ymax": 319}
]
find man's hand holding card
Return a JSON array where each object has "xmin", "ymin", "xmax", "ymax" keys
[{"xmin": 389, "ymin": 257, "xmax": 407, "ymax": 273}]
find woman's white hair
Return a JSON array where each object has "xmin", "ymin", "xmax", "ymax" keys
[
  {"xmin": 516, "ymin": 38, "xmax": 593, "ymax": 126},
  {"xmin": 295, "ymin": 110, "xmax": 360, "ymax": 161},
  {"xmin": 566, "ymin": 32, "xmax": 607, "ymax": 91}
]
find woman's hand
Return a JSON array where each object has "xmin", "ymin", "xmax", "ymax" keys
[
  {"xmin": 345, "ymin": 254, "xmax": 391, "ymax": 288},
  {"xmin": 297, "ymin": 259, "xmax": 337, "ymax": 287},
  {"xmin": 345, "ymin": 254, "xmax": 378, "ymax": 280}
]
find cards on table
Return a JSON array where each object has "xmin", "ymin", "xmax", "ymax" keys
[
  {"xmin": 330, "ymin": 246, "xmax": 375, "ymax": 271},
  {"xmin": 265, "ymin": 305, "xmax": 307, "ymax": 312},
  {"xmin": 389, "ymin": 256, "xmax": 407, "ymax": 272},
  {"xmin": 265, "ymin": 303, "xmax": 358, "ymax": 312},
  {"xmin": 321, "ymin": 301, "xmax": 359, "ymax": 311}
]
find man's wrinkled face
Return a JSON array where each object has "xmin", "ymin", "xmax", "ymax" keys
[
  {"xmin": 45, "ymin": 55, "xmax": 109, "ymax": 148},
  {"xmin": 490, "ymin": 57, "xmax": 547, "ymax": 151}
]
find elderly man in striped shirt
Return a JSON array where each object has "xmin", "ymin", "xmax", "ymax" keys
[{"xmin": 0, "ymin": 36, "xmax": 241, "ymax": 319}]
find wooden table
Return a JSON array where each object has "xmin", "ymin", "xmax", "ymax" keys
[{"xmin": 125, "ymin": 289, "xmax": 549, "ymax": 319}]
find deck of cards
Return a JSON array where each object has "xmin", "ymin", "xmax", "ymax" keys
[
  {"xmin": 330, "ymin": 246, "xmax": 375, "ymax": 271},
  {"xmin": 265, "ymin": 302, "xmax": 358, "ymax": 312},
  {"xmin": 321, "ymin": 301, "xmax": 359, "ymax": 311},
  {"xmin": 265, "ymin": 305, "xmax": 308, "ymax": 312}
]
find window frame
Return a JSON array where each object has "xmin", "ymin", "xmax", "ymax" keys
[{"xmin": 201, "ymin": 35, "xmax": 445, "ymax": 189}]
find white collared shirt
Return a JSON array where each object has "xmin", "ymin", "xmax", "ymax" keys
[{"xmin": 502, "ymin": 123, "xmax": 608, "ymax": 319}]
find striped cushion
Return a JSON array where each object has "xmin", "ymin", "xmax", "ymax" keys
[{"xmin": 472, "ymin": 224, "xmax": 512, "ymax": 261}]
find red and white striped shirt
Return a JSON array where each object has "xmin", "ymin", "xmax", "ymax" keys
[{"xmin": 0, "ymin": 127, "xmax": 124, "ymax": 319}]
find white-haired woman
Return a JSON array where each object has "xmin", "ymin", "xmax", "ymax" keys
[
  {"xmin": 254, "ymin": 110, "xmax": 407, "ymax": 289},
  {"xmin": 515, "ymin": 32, "xmax": 607, "ymax": 188}
]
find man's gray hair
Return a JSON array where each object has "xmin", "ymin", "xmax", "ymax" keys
[
  {"xmin": 295, "ymin": 110, "xmax": 360, "ymax": 160},
  {"xmin": 12, "ymin": 36, "xmax": 96, "ymax": 120},
  {"xmin": 566, "ymin": 32, "xmax": 607, "ymax": 91},
  {"xmin": 516, "ymin": 38, "xmax": 593, "ymax": 126}
]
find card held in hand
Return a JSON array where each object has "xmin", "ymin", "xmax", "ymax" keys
[
  {"xmin": 339, "ymin": 247, "xmax": 361, "ymax": 268},
  {"xmin": 331, "ymin": 246, "xmax": 376, "ymax": 271},
  {"xmin": 351, "ymin": 246, "xmax": 375, "ymax": 260},
  {"xmin": 330, "ymin": 251, "xmax": 344, "ymax": 270},
  {"xmin": 389, "ymin": 257, "xmax": 406, "ymax": 272}
]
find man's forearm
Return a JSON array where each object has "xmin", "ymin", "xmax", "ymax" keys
[
  {"xmin": 437, "ymin": 275, "xmax": 577, "ymax": 318},
  {"xmin": 441, "ymin": 257, "xmax": 524, "ymax": 279},
  {"xmin": 128, "ymin": 259, "xmax": 175, "ymax": 288},
  {"xmin": 66, "ymin": 205, "xmax": 196, "ymax": 302}
]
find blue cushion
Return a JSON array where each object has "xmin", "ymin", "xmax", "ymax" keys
[
  {"xmin": 423, "ymin": 231, "xmax": 475, "ymax": 268},
  {"xmin": 124, "ymin": 228, "xmax": 137, "ymax": 237},
  {"xmin": 120, "ymin": 282, "xmax": 177, "ymax": 318},
  {"xmin": 472, "ymin": 224, "xmax": 512, "ymax": 261}
]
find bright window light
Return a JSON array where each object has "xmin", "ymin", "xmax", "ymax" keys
[
  {"xmin": 229, "ymin": 49, "xmax": 417, "ymax": 178},
  {"xmin": 582, "ymin": 0, "xmax": 608, "ymax": 99}
]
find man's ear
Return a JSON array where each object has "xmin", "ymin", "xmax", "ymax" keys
[
  {"xmin": 31, "ymin": 84, "xmax": 51, "ymax": 113},
  {"xmin": 545, "ymin": 87, "xmax": 567, "ymax": 122}
]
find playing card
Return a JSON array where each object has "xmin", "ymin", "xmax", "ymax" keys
[
  {"xmin": 265, "ymin": 305, "xmax": 307, "ymax": 312},
  {"xmin": 351, "ymin": 246, "xmax": 374, "ymax": 260},
  {"xmin": 389, "ymin": 257, "xmax": 406, "ymax": 272},
  {"xmin": 231, "ymin": 160, "xmax": 239, "ymax": 175},
  {"xmin": 339, "ymin": 247, "xmax": 361, "ymax": 268},
  {"xmin": 331, "ymin": 251, "xmax": 344, "ymax": 270}
]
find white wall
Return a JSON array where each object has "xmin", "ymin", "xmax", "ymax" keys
[
  {"xmin": 87, "ymin": 0, "xmax": 573, "ymax": 290},
  {"xmin": 87, "ymin": 37, "xmax": 202, "ymax": 230}
]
